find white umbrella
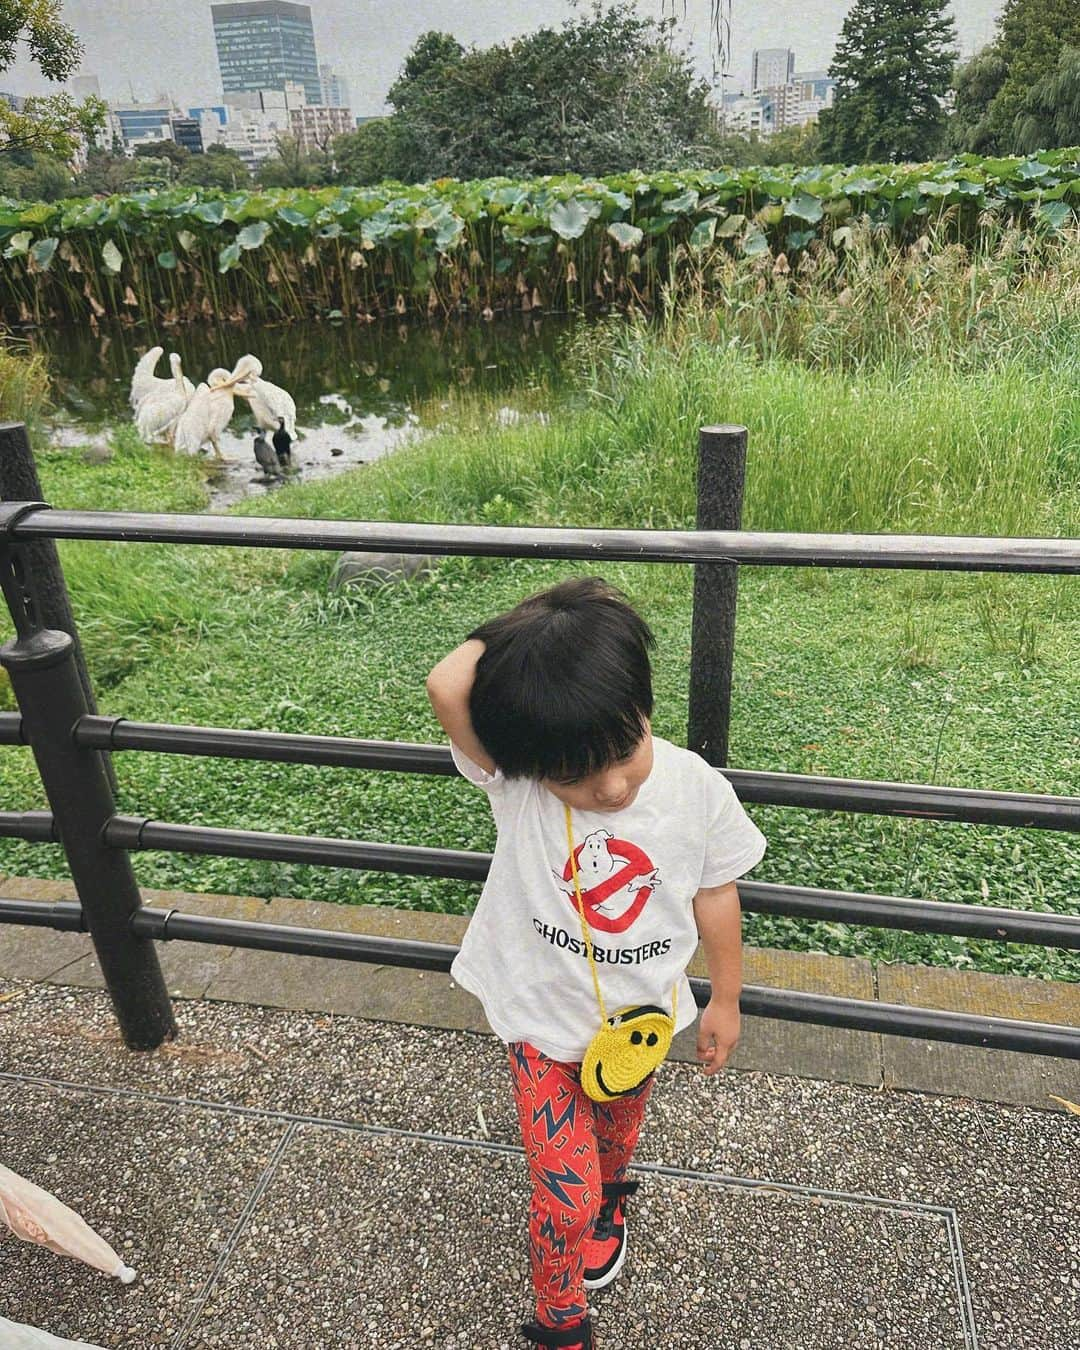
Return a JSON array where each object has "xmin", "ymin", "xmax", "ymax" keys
[
  {"xmin": 0, "ymin": 1316, "xmax": 108, "ymax": 1349},
  {"xmin": 0, "ymin": 1161, "xmax": 136, "ymax": 1283}
]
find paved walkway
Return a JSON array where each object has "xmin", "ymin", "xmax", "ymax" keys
[{"xmin": 1, "ymin": 881, "xmax": 1078, "ymax": 1349}]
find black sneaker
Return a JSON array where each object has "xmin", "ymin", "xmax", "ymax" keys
[
  {"xmin": 583, "ymin": 1180, "xmax": 639, "ymax": 1291},
  {"xmin": 520, "ymin": 1317, "xmax": 594, "ymax": 1348}
]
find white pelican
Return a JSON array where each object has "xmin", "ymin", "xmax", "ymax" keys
[
  {"xmin": 172, "ymin": 368, "xmax": 248, "ymax": 459},
  {"xmin": 134, "ymin": 353, "xmax": 191, "ymax": 445},
  {"xmin": 130, "ymin": 346, "xmax": 195, "ymax": 410},
  {"xmin": 231, "ymin": 353, "xmax": 297, "ymax": 439}
]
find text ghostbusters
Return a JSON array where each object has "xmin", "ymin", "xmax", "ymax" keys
[{"xmin": 532, "ymin": 917, "xmax": 672, "ymax": 965}]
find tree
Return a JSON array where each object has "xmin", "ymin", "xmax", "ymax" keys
[
  {"xmin": 947, "ymin": 47, "xmax": 1009, "ymax": 153},
  {"xmin": 177, "ymin": 143, "xmax": 249, "ymax": 190},
  {"xmin": 332, "ymin": 118, "xmax": 407, "ymax": 186},
  {"xmin": 73, "ymin": 146, "xmax": 143, "ymax": 195},
  {"xmin": 0, "ymin": 1, "xmax": 105, "ymax": 158},
  {"xmin": 134, "ymin": 138, "xmax": 189, "ymax": 169},
  {"xmin": 753, "ymin": 120, "xmax": 823, "ymax": 167},
  {"xmin": 370, "ymin": 4, "xmax": 714, "ymax": 182},
  {"xmin": 988, "ymin": 0, "xmax": 1080, "ymax": 143},
  {"xmin": 949, "ymin": 0, "xmax": 1080, "ymax": 152},
  {"xmin": 256, "ymin": 133, "xmax": 329, "ymax": 187},
  {"xmin": 0, "ymin": 147, "xmax": 71, "ymax": 199},
  {"xmin": 1013, "ymin": 45, "xmax": 1080, "ymax": 151},
  {"xmin": 817, "ymin": 0, "xmax": 957, "ymax": 163}
]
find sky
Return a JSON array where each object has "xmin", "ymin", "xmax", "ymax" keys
[{"xmin": 3, "ymin": 1, "xmax": 1005, "ymax": 117}]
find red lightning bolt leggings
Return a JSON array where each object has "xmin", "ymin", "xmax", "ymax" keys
[{"xmin": 508, "ymin": 1040, "xmax": 655, "ymax": 1330}]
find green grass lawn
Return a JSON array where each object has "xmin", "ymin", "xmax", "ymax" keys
[{"xmin": 1, "ymin": 315, "xmax": 1076, "ymax": 982}]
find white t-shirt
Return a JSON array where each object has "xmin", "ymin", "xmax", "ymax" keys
[{"xmin": 448, "ymin": 734, "xmax": 767, "ymax": 1063}]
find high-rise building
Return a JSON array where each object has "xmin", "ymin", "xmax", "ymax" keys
[
  {"xmin": 211, "ymin": 1, "xmax": 321, "ymax": 107},
  {"xmin": 291, "ymin": 101, "xmax": 354, "ymax": 153},
  {"xmin": 792, "ymin": 71, "xmax": 836, "ymax": 128},
  {"xmin": 111, "ymin": 96, "xmax": 174, "ymax": 148},
  {"xmin": 319, "ymin": 63, "xmax": 350, "ymax": 110},
  {"xmin": 751, "ymin": 47, "xmax": 795, "ymax": 93},
  {"xmin": 170, "ymin": 117, "xmax": 204, "ymax": 154}
]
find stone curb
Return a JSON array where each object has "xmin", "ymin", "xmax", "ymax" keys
[{"xmin": 1, "ymin": 875, "xmax": 1077, "ymax": 1112}]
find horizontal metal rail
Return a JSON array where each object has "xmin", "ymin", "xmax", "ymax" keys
[
  {"xmin": 7, "ymin": 813, "xmax": 1078, "ymax": 947},
  {"xmin": 0, "ymin": 810, "xmax": 60, "ymax": 843},
  {"xmin": 5, "ymin": 505, "xmax": 1080, "ymax": 572},
  {"xmin": 2, "ymin": 713, "xmax": 1076, "ymax": 832},
  {"xmin": 4, "ymin": 900, "xmax": 1074, "ymax": 1059}
]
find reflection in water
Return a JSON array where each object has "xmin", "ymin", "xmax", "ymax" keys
[{"xmin": 32, "ymin": 313, "xmax": 576, "ymax": 508}]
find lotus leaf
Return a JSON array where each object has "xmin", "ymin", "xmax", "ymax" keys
[
  {"xmin": 30, "ymin": 237, "xmax": 58, "ymax": 269},
  {"xmin": 608, "ymin": 221, "xmax": 643, "ymax": 250},
  {"xmin": 193, "ymin": 200, "xmax": 226, "ymax": 225},
  {"xmin": 1015, "ymin": 160, "xmax": 1051, "ymax": 180},
  {"xmin": 434, "ymin": 214, "xmax": 465, "ymax": 251},
  {"xmin": 1036, "ymin": 201, "xmax": 1071, "ymax": 230},
  {"xmin": 549, "ymin": 199, "xmax": 594, "ymax": 240},
  {"xmin": 237, "ymin": 221, "xmax": 272, "ymax": 250},
  {"xmin": 786, "ymin": 228, "xmax": 816, "ymax": 251},
  {"xmin": 784, "ymin": 194, "xmax": 824, "ymax": 224},
  {"xmin": 662, "ymin": 189, "xmax": 699, "ymax": 214},
  {"xmin": 689, "ymin": 217, "xmax": 717, "ymax": 250}
]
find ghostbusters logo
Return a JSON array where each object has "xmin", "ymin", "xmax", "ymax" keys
[{"xmin": 552, "ymin": 828, "xmax": 662, "ymax": 934}]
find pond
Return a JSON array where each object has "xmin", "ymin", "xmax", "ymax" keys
[{"xmin": 29, "ymin": 314, "xmax": 576, "ymax": 509}]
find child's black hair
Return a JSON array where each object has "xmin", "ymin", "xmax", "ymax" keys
[{"xmin": 466, "ymin": 576, "xmax": 655, "ymax": 781}]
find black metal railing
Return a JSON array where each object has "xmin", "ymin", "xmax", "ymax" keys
[{"xmin": 1, "ymin": 419, "xmax": 1077, "ymax": 1059}]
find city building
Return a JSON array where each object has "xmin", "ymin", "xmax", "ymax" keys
[
  {"xmin": 290, "ymin": 100, "xmax": 353, "ymax": 153},
  {"xmin": 170, "ymin": 117, "xmax": 204, "ymax": 154},
  {"xmin": 759, "ymin": 82, "xmax": 800, "ymax": 133},
  {"xmin": 751, "ymin": 47, "xmax": 795, "ymax": 94},
  {"xmin": 212, "ymin": 85, "xmax": 303, "ymax": 167},
  {"xmin": 793, "ymin": 70, "xmax": 835, "ymax": 103},
  {"xmin": 792, "ymin": 71, "xmax": 836, "ymax": 128},
  {"xmin": 110, "ymin": 97, "xmax": 174, "ymax": 150},
  {"xmin": 319, "ymin": 63, "xmax": 350, "ymax": 110},
  {"xmin": 721, "ymin": 92, "xmax": 769, "ymax": 136},
  {"xmin": 211, "ymin": 1, "xmax": 322, "ymax": 107}
]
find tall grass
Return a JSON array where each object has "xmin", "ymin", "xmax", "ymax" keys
[
  {"xmin": 667, "ymin": 217, "xmax": 1080, "ymax": 376},
  {"xmin": 0, "ymin": 336, "xmax": 49, "ymax": 424}
]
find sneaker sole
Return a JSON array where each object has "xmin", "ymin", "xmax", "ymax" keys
[{"xmin": 582, "ymin": 1229, "xmax": 627, "ymax": 1291}]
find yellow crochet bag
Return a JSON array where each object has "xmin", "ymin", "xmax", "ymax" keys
[{"xmin": 565, "ymin": 804, "xmax": 676, "ymax": 1102}]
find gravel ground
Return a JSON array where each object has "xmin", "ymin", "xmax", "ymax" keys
[{"xmin": 1, "ymin": 977, "xmax": 1077, "ymax": 1349}]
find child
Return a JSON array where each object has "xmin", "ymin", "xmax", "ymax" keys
[{"xmin": 426, "ymin": 576, "xmax": 767, "ymax": 1350}]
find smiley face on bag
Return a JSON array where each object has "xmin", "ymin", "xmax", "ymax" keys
[{"xmin": 580, "ymin": 1004, "xmax": 674, "ymax": 1102}]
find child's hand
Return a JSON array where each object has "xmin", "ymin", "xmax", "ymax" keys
[{"xmin": 697, "ymin": 998, "xmax": 740, "ymax": 1076}]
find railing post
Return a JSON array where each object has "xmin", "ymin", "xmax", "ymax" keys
[
  {"xmin": 688, "ymin": 424, "xmax": 747, "ymax": 767},
  {"xmin": 0, "ymin": 551, "xmax": 176, "ymax": 1048},
  {"xmin": 0, "ymin": 421, "xmax": 116, "ymax": 791}
]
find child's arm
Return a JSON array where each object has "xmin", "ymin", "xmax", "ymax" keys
[
  {"xmin": 692, "ymin": 881, "xmax": 743, "ymax": 1075},
  {"xmin": 426, "ymin": 639, "xmax": 498, "ymax": 776}
]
